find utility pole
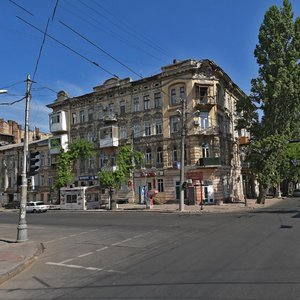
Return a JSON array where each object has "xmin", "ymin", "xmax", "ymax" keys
[
  {"xmin": 17, "ymin": 74, "xmax": 31, "ymax": 242},
  {"xmin": 179, "ymin": 98, "xmax": 186, "ymax": 212}
]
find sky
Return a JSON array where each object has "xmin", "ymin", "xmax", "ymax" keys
[{"xmin": 0, "ymin": 0, "xmax": 299, "ymax": 133}]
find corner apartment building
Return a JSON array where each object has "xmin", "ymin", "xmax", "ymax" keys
[{"xmin": 47, "ymin": 59, "xmax": 247, "ymax": 204}]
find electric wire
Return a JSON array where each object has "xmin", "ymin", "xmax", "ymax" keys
[
  {"xmin": 59, "ymin": 21, "xmax": 143, "ymax": 79},
  {"xmin": 32, "ymin": 17, "xmax": 50, "ymax": 81},
  {"xmin": 58, "ymin": 0, "xmax": 166, "ymax": 65},
  {"xmin": 90, "ymin": 0, "xmax": 170, "ymax": 57},
  {"xmin": 0, "ymin": 81, "xmax": 24, "ymax": 89},
  {"xmin": 0, "ymin": 96, "xmax": 26, "ymax": 106},
  {"xmin": 16, "ymin": 16, "xmax": 119, "ymax": 78},
  {"xmin": 8, "ymin": 0, "xmax": 34, "ymax": 16},
  {"xmin": 52, "ymin": 0, "xmax": 59, "ymax": 21}
]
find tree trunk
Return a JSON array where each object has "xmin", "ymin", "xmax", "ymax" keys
[{"xmin": 256, "ymin": 184, "xmax": 267, "ymax": 204}]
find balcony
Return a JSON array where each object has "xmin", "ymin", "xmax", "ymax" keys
[
  {"xmin": 198, "ymin": 157, "xmax": 221, "ymax": 167},
  {"xmin": 49, "ymin": 134, "xmax": 68, "ymax": 154},
  {"xmin": 99, "ymin": 126, "xmax": 119, "ymax": 148},
  {"xmin": 49, "ymin": 111, "xmax": 67, "ymax": 133},
  {"xmin": 195, "ymin": 125, "xmax": 219, "ymax": 135},
  {"xmin": 194, "ymin": 96, "xmax": 216, "ymax": 110}
]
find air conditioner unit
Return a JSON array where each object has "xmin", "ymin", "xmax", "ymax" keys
[{"xmin": 194, "ymin": 120, "xmax": 200, "ymax": 126}]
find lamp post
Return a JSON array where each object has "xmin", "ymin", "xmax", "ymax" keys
[{"xmin": 17, "ymin": 75, "xmax": 31, "ymax": 242}]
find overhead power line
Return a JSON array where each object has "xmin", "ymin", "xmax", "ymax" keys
[
  {"xmin": 32, "ymin": 17, "xmax": 50, "ymax": 81},
  {"xmin": 9, "ymin": 0, "xmax": 34, "ymax": 16},
  {"xmin": 16, "ymin": 16, "xmax": 118, "ymax": 78},
  {"xmin": 0, "ymin": 96, "xmax": 26, "ymax": 106},
  {"xmin": 59, "ymin": 21, "xmax": 143, "ymax": 79},
  {"xmin": 89, "ymin": 0, "xmax": 170, "ymax": 57}
]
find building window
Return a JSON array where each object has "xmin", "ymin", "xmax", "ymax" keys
[
  {"xmin": 88, "ymin": 157, "xmax": 94, "ymax": 170},
  {"xmin": 170, "ymin": 88, "xmax": 176, "ymax": 104},
  {"xmin": 170, "ymin": 116, "xmax": 179, "ymax": 133},
  {"xmin": 99, "ymin": 154, "xmax": 105, "ymax": 168},
  {"xmin": 196, "ymin": 86, "xmax": 209, "ymax": 102},
  {"xmin": 157, "ymin": 179, "xmax": 164, "ymax": 192},
  {"xmin": 80, "ymin": 110, "xmax": 85, "ymax": 123},
  {"xmin": 179, "ymin": 86, "xmax": 185, "ymax": 100},
  {"xmin": 133, "ymin": 123, "xmax": 140, "ymax": 138},
  {"xmin": 172, "ymin": 145, "xmax": 178, "ymax": 163},
  {"xmin": 132, "ymin": 97, "xmax": 139, "ymax": 112},
  {"xmin": 98, "ymin": 106, "xmax": 104, "ymax": 120},
  {"xmin": 80, "ymin": 157, "xmax": 85, "ymax": 173},
  {"xmin": 145, "ymin": 148, "xmax": 152, "ymax": 164},
  {"xmin": 40, "ymin": 175, "xmax": 44, "ymax": 187},
  {"xmin": 144, "ymin": 121, "xmax": 151, "ymax": 136},
  {"xmin": 120, "ymin": 100, "xmax": 126, "ymax": 114},
  {"xmin": 200, "ymin": 112, "xmax": 209, "ymax": 129},
  {"xmin": 87, "ymin": 131, "xmax": 93, "ymax": 142},
  {"xmin": 157, "ymin": 147, "xmax": 163, "ymax": 164},
  {"xmin": 156, "ymin": 118, "xmax": 162, "ymax": 135},
  {"xmin": 154, "ymin": 92, "xmax": 162, "ymax": 108},
  {"xmin": 108, "ymin": 103, "xmax": 115, "ymax": 117},
  {"xmin": 202, "ymin": 143, "xmax": 210, "ymax": 158},
  {"xmin": 72, "ymin": 112, "xmax": 77, "ymax": 124},
  {"xmin": 51, "ymin": 114, "xmax": 60, "ymax": 124},
  {"xmin": 143, "ymin": 95, "xmax": 150, "ymax": 110},
  {"xmin": 88, "ymin": 108, "xmax": 93, "ymax": 122},
  {"xmin": 120, "ymin": 125, "xmax": 127, "ymax": 139}
]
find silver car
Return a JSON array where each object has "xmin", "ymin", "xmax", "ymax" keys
[{"xmin": 26, "ymin": 201, "xmax": 50, "ymax": 213}]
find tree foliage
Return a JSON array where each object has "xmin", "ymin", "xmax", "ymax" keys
[
  {"xmin": 237, "ymin": 0, "xmax": 300, "ymax": 202},
  {"xmin": 98, "ymin": 145, "xmax": 142, "ymax": 190},
  {"xmin": 55, "ymin": 139, "xmax": 95, "ymax": 189}
]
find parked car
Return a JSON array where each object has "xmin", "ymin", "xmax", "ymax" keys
[
  {"xmin": 292, "ymin": 189, "xmax": 300, "ymax": 197},
  {"xmin": 4, "ymin": 201, "xmax": 20, "ymax": 209},
  {"xmin": 26, "ymin": 201, "xmax": 50, "ymax": 213}
]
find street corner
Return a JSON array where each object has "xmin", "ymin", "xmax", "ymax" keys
[{"xmin": 0, "ymin": 241, "xmax": 45, "ymax": 285}]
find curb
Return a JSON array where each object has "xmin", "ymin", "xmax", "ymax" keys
[{"xmin": 0, "ymin": 242, "xmax": 44, "ymax": 285}]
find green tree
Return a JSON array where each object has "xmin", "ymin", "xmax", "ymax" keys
[
  {"xmin": 98, "ymin": 145, "xmax": 142, "ymax": 208},
  {"xmin": 237, "ymin": 0, "xmax": 300, "ymax": 203},
  {"xmin": 55, "ymin": 139, "xmax": 95, "ymax": 189}
]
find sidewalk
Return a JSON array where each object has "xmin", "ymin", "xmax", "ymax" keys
[
  {"xmin": 0, "ymin": 197, "xmax": 283, "ymax": 285},
  {"xmin": 0, "ymin": 240, "xmax": 44, "ymax": 285},
  {"xmin": 116, "ymin": 197, "xmax": 284, "ymax": 213}
]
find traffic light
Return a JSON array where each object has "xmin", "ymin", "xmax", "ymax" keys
[{"xmin": 28, "ymin": 151, "xmax": 40, "ymax": 176}]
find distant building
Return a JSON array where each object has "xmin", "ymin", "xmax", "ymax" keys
[{"xmin": 0, "ymin": 118, "xmax": 50, "ymax": 146}]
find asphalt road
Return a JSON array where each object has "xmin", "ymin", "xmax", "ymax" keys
[{"xmin": 0, "ymin": 198, "xmax": 299, "ymax": 300}]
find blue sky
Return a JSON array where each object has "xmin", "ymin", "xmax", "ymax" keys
[{"xmin": 0, "ymin": 0, "xmax": 299, "ymax": 133}]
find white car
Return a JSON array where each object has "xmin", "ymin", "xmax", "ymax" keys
[{"xmin": 26, "ymin": 201, "xmax": 50, "ymax": 213}]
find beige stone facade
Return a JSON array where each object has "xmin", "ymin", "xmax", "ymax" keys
[{"xmin": 47, "ymin": 59, "xmax": 247, "ymax": 205}]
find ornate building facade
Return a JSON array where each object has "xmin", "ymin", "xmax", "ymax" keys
[{"xmin": 47, "ymin": 59, "xmax": 247, "ymax": 205}]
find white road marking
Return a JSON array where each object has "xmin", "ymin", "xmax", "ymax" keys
[
  {"xmin": 46, "ymin": 262, "xmax": 124, "ymax": 273},
  {"xmin": 112, "ymin": 238, "xmax": 132, "ymax": 246},
  {"xmin": 78, "ymin": 252, "xmax": 93, "ymax": 258},
  {"xmin": 60, "ymin": 258, "xmax": 74, "ymax": 264},
  {"xmin": 96, "ymin": 246, "xmax": 108, "ymax": 252}
]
